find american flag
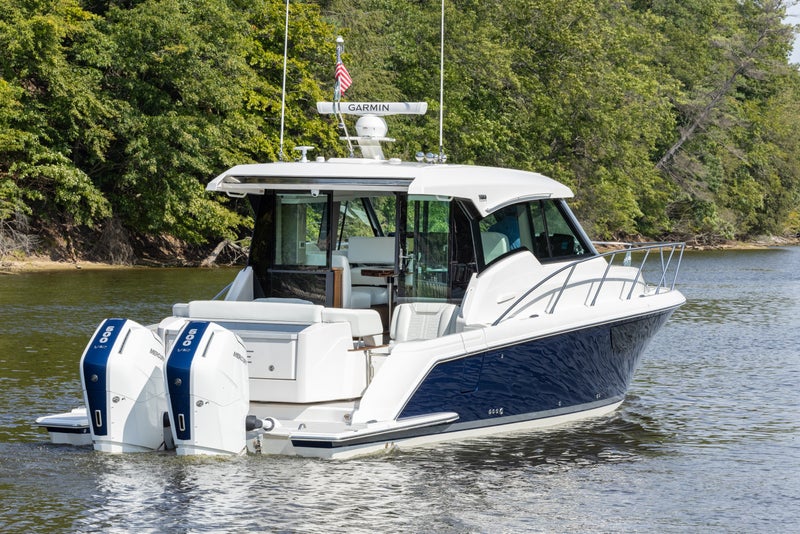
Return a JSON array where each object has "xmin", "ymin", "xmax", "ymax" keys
[{"xmin": 335, "ymin": 60, "xmax": 352, "ymax": 94}]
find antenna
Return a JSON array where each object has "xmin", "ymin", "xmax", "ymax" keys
[
  {"xmin": 438, "ymin": 0, "xmax": 446, "ymax": 163},
  {"xmin": 278, "ymin": 0, "xmax": 290, "ymax": 161}
]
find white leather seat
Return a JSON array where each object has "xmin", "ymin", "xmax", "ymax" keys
[
  {"xmin": 322, "ymin": 308, "xmax": 384, "ymax": 346},
  {"xmin": 332, "ymin": 254, "xmax": 371, "ymax": 308},
  {"xmin": 390, "ymin": 302, "xmax": 458, "ymax": 342},
  {"xmin": 354, "ymin": 285, "xmax": 389, "ymax": 305},
  {"xmin": 347, "ymin": 237, "xmax": 394, "ymax": 304}
]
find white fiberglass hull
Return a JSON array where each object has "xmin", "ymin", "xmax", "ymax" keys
[{"xmin": 36, "ymin": 301, "xmax": 678, "ymax": 459}]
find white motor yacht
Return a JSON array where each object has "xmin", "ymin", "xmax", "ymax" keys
[{"xmin": 36, "ymin": 96, "xmax": 685, "ymax": 459}]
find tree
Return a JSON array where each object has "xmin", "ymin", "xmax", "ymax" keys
[
  {"xmin": 4, "ymin": 0, "xmax": 800, "ymax": 257},
  {"xmin": 0, "ymin": 0, "xmax": 112, "ymax": 229},
  {"xmin": 240, "ymin": 0, "xmax": 341, "ymax": 163},
  {"xmin": 640, "ymin": 0, "xmax": 799, "ymax": 239}
]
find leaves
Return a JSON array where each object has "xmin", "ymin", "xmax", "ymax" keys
[{"xmin": 1, "ymin": 0, "xmax": 799, "ymax": 249}]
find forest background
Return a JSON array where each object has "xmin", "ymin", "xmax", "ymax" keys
[{"xmin": 1, "ymin": 0, "xmax": 799, "ymax": 265}]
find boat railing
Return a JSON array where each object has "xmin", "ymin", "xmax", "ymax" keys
[
  {"xmin": 492, "ymin": 241, "xmax": 685, "ymax": 326},
  {"xmin": 212, "ymin": 282, "xmax": 233, "ymax": 300}
]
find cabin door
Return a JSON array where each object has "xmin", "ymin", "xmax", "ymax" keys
[{"xmin": 398, "ymin": 197, "xmax": 476, "ymax": 303}]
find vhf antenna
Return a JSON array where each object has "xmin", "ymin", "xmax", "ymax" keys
[
  {"xmin": 438, "ymin": 0, "xmax": 446, "ymax": 163},
  {"xmin": 278, "ymin": 0, "xmax": 290, "ymax": 161}
]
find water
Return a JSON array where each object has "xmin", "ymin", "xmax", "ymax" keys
[{"xmin": 1, "ymin": 251, "xmax": 798, "ymax": 533}]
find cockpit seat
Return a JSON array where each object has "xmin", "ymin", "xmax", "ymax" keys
[
  {"xmin": 346, "ymin": 236, "xmax": 394, "ymax": 305},
  {"xmin": 481, "ymin": 231, "xmax": 510, "ymax": 261},
  {"xmin": 550, "ymin": 233, "xmax": 575, "ymax": 256},
  {"xmin": 332, "ymin": 254, "xmax": 371, "ymax": 309},
  {"xmin": 390, "ymin": 302, "xmax": 458, "ymax": 342}
]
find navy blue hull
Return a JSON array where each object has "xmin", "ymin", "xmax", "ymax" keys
[
  {"xmin": 400, "ymin": 310, "xmax": 673, "ymax": 424},
  {"xmin": 293, "ymin": 309, "xmax": 674, "ymax": 450}
]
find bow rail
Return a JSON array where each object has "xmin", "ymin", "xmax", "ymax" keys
[{"xmin": 492, "ymin": 242, "xmax": 685, "ymax": 326}]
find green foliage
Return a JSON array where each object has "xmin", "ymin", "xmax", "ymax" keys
[
  {"xmin": 1, "ymin": 0, "xmax": 799, "ymax": 251},
  {"xmin": 95, "ymin": 0, "xmax": 256, "ymax": 242},
  {"xmin": 242, "ymin": 0, "xmax": 340, "ymax": 161},
  {"xmin": 328, "ymin": 0, "xmax": 682, "ymax": 239},
  {"xmin": 641, "ymin": 0, "xmax": 798, "ymax": 239},
  {"xmin": 0, "ymin": 0, "xmax": 113, "ymax": 225}
]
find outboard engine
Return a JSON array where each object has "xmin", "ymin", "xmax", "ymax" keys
[
  {"xmin": 80, "ymin": 318, "xmax": 169, "ymax": 453},
  {"xmin": 165, "ymin": 321, "xmax": 250, "ymax": 456}
]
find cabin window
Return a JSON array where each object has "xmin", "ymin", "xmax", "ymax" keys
[
  {"xmin": 478, "ymin": 199, "xmax": 592, "ymax": 266},
  {"xmin": 248, "ymin": 192, "xmax": 335, "ymax": 304},
  {"xmin": 336, "ymin": 195, "xmax": 396, "ymax": 249},
  {"xmin": 478, "ymin": 204, "xmax": 526, "ymax": 264},
  {"xmin": 404, "ymin": 197, "xmax": 450, "ymax": 300},
  {"xmin": 532, "ymin": 200, "xmax": 590, "ymax": 260}
]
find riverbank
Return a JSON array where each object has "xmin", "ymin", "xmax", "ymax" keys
[
  {"xmin": 0, "ymin": 257, "xmax": 136, "ymax": 273},
  {"xmin": 682, "ymin": 235, "xmax": 800, "ymax": 250},
  {"xmin": 3, "ymin": 236, "xmax": 798, "ymax": 274}
]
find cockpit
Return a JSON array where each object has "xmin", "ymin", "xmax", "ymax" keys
[{"xmin": 246, "ymin": 190, "xmax": 595, "ymax": 311}]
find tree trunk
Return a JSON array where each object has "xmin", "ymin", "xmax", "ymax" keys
[{"xmin": 200, "ymin": 239, "xmax": 230, "ymax": 267}]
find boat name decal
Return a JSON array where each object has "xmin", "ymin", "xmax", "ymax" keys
[{"xmin": 488, "ymin": 407, "xmax": 504, "ymax": 416}]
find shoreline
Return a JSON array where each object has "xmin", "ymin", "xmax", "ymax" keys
[
  {"xmin": 0, "ymin": 258, "xmax": 147, "ymax": 274},
  {"xmin": 3, "ymin": 237, "xmax": 797, "ymax": 274}
]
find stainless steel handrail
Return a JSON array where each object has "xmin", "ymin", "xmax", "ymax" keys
[
  {"xmin": 492, "ymin": 242, "xmax": 685, "ymax": 326},
  {"xmin": 212, "ymin": 281, "xmax": 234, "ymax": 300}
]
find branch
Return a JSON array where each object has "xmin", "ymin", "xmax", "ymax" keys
[{"xmin": 200, "ymin": 239, "xmax": 230, "ymax": 268}]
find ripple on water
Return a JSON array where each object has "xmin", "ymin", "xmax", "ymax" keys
[{"xmin": 2, "ymin": 252, "xmax": 799, "ymax": 532}]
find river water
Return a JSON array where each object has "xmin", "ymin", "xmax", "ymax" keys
[{"xmin": 1, "ymin": 249, "xmax": 798, "ymax": 533}]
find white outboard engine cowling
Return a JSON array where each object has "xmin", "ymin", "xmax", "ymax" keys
[
  {"xmin": 80, "ymin": 318, "xmax": 169, "ymax": 453},
  {"xmin": 165, "ymin": 321, "xmax": 250, "ymax": 456}
]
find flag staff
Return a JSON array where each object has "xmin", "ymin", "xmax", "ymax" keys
[{"xmin": 334, "ymin": 36, "xmax": 355, "ymax": 157}]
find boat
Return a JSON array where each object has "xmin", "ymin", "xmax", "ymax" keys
[
  {"xmin": 36, "ymin": 39, "xmax": 685, "ymax": 459},
  {"xmin": 35, "ymin": 103, "xmax": 685, "ymax": 458}
]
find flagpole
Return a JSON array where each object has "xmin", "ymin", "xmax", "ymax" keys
[
  {"xmin": 334, "ymin": 36, "xmax": 354, "ymax": 157},
  {"xmin": 334, "ymin": 36, "xmax": 343, "ymax": 102}
]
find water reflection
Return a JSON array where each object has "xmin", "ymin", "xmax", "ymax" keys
[
  {"xmin": 2, "ymin": 406, "xmax": 676, "ymax": 533},
  {"xmin": 403, "ymin": 411, "xmax": 670, "ymax": 474},
  {"xmin": 2, "ymin": 250, "xmax": 799, "ymax": 532}
]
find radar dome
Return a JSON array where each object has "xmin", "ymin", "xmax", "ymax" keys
[{"xmin": 355, "ymin": 115, "xmax": 388, "ymax": 138}]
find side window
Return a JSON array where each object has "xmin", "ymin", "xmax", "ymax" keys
[
  {"xmin": 337, "ymin": 196, "xmax": 396, "ymax": 249},
  {"xmin": 531, "ymin": 200, "xmax": 589, "ymax": 261},
  {"xmin": 479, "ymin": 205, "xmax": 521, "ymax": 264},
  {"xmin": 478, "ymin": 200, "xmax": 592, "ymax": 266},
  {"xmin": 403, "ymin": 197, "xmax": 451, "ymax": 300}
]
